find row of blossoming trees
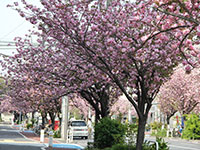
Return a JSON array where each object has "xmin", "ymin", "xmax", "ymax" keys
[
  {"xmin": 0, "ymin": 0, "xmax": 200, "ymax": 149},
  {"xmin": 158, "ymin": 67, "xmax": 200, "ymax": 126}
]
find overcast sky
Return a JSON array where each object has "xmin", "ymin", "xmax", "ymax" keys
[{"xmin": 0, "ymin": 0, "xmax": 41, "ymax": 56}]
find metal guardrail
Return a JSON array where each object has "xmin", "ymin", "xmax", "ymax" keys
[
  {"xmin": 68, "ymin": 129, "xmax": 73, "ymax": 143},
  {"xmin": 144, "ymin": 139, "xmax": 159, "ymax": 150}
]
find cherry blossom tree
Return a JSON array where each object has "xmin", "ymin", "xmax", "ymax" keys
[
  {"xmin": 1, "ymin": 31, "xmax": 121, "ymax": 123},
  {"xmin": 154, "ymin": 0, "xmax": 200, "ymax": 70},
  {"xmin": 6, "ymin": 75, "xmax": 63, "ymax": 126},
  {"xmin": 158, "ymin": 67, "xmax": 200, "ymax": 124},
  {"xmin": 111, "ymin": 96, "xmax": 136, "ymax": 118},
  {"xmin": 155, "ymin": 0, "xmax": 200, "ymax": 27},
  {"xmin": 5, "ymin": 0, "xmax": 200, "ymax": 149},
  {"xmin": 0, "ymin": 96, "xmax": 17, "ymax": 113},
  {"xmin": 158, "ymin": 94, "xmax": 177, "ymax": 125}
]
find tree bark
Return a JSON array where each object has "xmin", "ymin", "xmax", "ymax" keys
[
  {"xmin": 80, "ymin": 87, "xmax": 110, "ymax": 123},
  {"xmin": 49, "ymin": 111, "xmax": 56, "ymax": 130},
  {"xmin": 57, "ymin": 113, "xmax": 62, "ymax": 131},
  {"xmin": 95, "ymin": 111, "xmax": 101, "ymax": 124},
  {"xmin": 167, "ymin": 116, "xmax": 170, "ymax": 125},
  {"xmin": 136, "ymin": 117, "xmax": 146, "ymax": 150},
  {"xmin": 41, "ymin": 112, "xmax": 47, "ymax": 127},
  {"xmin": 31, "ymin": 111, "xmax": 35, "ymax": 125}
]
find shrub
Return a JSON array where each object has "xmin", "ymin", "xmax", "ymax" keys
[
  {"xmin": 84, "ymin": 143, "xmax": 158, "ymax": 150},
  {"xmin": 142, "ymin": 141, "xmax": 154, "ymax": 150},
  {"xmin": 144, "ymin": 137, "xmax": 169, "ymax": 150},
  {"xmin": 111, "ymin": 144, "xmax": 136, "ymax": 150},
  {"xmin": 150, "ymin": 121, "xmax": 162, "ymax": 130},
  {"xmin": 151, "ymin": 128, "xmax": 167, "ymax": 137},
  {"xmin": 26, "ymin": 123, "xmax": 33, "ymax": 129},
  {"xmin": 31, "ymin": 119, "xmax": 36, "ymax": 124},
  {"xmin": 94, "ymin": 117, "xmax": 126, "ymax": 149},
  {"xmin": 124, "ymin": 123, "xmax": 138, "ymax": 145},
  {"xmin": 145, "ymin": 124, "xmax": 151, "ymax": 131},
  {"xmin": 156, "ymin": 137, "xmax": 169, "ymax": 150},
  {"xmin": 53, "ymin": 130, "xmax": 61, "ymax": 138},
  {"xmin": 182, "ymin": 114, "xmax": 200, "ymax": 140}
]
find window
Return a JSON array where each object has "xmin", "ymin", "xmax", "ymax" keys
[{"xmin": 71, "ymin": 121, "xmax": 86, "ymax": 126}]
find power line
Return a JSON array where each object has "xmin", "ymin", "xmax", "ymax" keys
[
  {"xmin": 0, "ymin": 45, "xmax": 16, "ymax": 46},
  {"xmin": 0, "ymin": 21, "xmax": 26, "ymax": 40},
  {"xmin": 0, "ymin": 48, "xmax": 17, "ymax": 50},
  {"xmin": 0, "ymin": 41, "xmax": 16, "ymax": 43},
  {"xmin": 0, "ymin": 53, "xmax": 11, "ymax": 57},
  {"xmin": 0, "ymin": 40, "xmax": 38, "ymax": 45}
]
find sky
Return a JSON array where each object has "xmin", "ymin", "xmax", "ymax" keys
[{"xmin": 0, "ymin": 0, "xmax": 41, "ymax": 56}]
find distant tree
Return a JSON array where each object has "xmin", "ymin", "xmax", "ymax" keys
[{"xmin": 158, "ymin": 67, "xmax": 200, "ymax": 124}]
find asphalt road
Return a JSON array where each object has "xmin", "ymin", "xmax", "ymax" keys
[
  {"xmin": 145, "ymin": 136, "xmax": 200, "ymax": 150},
  {"xmin": 0, "ymin": 123, "xmax": 45, "ymax": 150},
  {"xmin": 167, "ymin": 139, "xmax": 200, "ymax": 150},
  {"xmin": 0, "ymin": 144, "xmax": 43, "ymax": 150}
]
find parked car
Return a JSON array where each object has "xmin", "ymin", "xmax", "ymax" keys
[{"xmin": 69, "ymin": 120, "xmax": 88, "ymax": 139}]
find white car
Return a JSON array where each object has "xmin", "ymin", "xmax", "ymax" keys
[{"xmin": 69, "ymin": 120, "xmax": 88, "ymax": 139}]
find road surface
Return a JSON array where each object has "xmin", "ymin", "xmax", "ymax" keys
[
  {"xmin": 0, "ymin": 123, "xmax": 45, "ymax": 150},
  {"xmin": 145, "ymin": 136, "xmax": 200, "ymax": 150}
]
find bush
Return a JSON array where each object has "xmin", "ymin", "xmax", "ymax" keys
[
  {"xmin": 124, "ymin": 123, "xmax": 138, "ymax": 145},
  {"xmin": 53, "ymin": 130, "xmax": 61, "ymax": 138},
  {"xmin": 150, "ymin": 121, "xmax": 162, "ymax": 130},
  {"xmin": 85, "ymin": 143, "xmax": 158, "ymax": 150},
  {"xmin": 94, "ymin": 117, "xmax": 126, "ymax": 149},
  {"xmin": 182, "ymin": 114, "xmax": 200, "ymax": 140},
  {"xmin": 26, "ymin": 123, "xmax": 33, "ymax": 129},
  {"xmin": 151, "ymin": 128, "xmax": 167, "ymax": 137},
  {"xmin": 145, "ymin": 124, "xmax": 151, "ymax": 131},
  {"xmin": 111, "ymin": 144, "xmax": 136, "ymax": 150},
  {"xmin": 156, "ymin": 137, "xmax": 169, "ymax": 150}
]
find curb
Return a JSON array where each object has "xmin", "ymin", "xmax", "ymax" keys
[
  {"xmin": 10, "ymin": 125, "xmax": 86, "ymax": 149},
  {"xmin": 43, "ymin": 143, "xmax": 84, "ymax": 150},
  {"xmin": 18, "ymin": 131, "xmax": 40, "ymax": 143}
]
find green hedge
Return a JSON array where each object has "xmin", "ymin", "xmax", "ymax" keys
[
  {"xmin": 151, "ymin": 128, "xmax": 167, "ymax": 137},
  {"xmin": 85, "ymin": 137, "xmax": 169, "ymax": 150},
  {"xmin": 94, "ymin": 117, "xmax": 126, "ymax": 149},
  {"xmin": 26, "ymin": 123, "xmax": 33, "ymax": 129},
  {"xmin": 182, "ymin": 114, "xmax": 200, "ymax": 140},
  {"xmin": 53, "ymin": 130, "xmax": 61, "ymax": 138}
]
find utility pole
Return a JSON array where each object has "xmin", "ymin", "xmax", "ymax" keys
[
  {"xmin": 88, "ymin": 107, "xmax": 91, "ymax": 119},
  {"xmin": 128, "ymin": 103, "xmax": 132, "ymax": 124},
  {"xmin": 61, "ymin": 96, "xmax": 69, "ymax": 143}
]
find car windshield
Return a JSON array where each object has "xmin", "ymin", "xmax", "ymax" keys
[{"xmin": 71, "ymin": 121, "xmax": 86, "ymax": 126}]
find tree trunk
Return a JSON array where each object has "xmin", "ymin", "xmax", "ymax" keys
[
  {"xmin": 95, "ymin": 111, "xmax": 100, "ymax": 124},
  {"xmin": 31, "ymin": 111, "xmax": 35, "ymax": 125},
  {"xmin": 167, "ymin": 116, "xmax": 170, "ymax": 125},
  {"xmin": 57, "ymin": 113, "xmax": 62, "ymax": 132},
  {"xmin": 41, "ymin": 112, "xmax": 47, "ymax": 127},
  {"xmin": 166, "ymin": 116, "xmax": 170, "ymax": 137},
  {"xmin": 136, "ymin": 117, "xmax": 146, "ymax": 150},
  {"xmin": 49, "ymin": 112, "xmax": 56, "ymax": 130}
]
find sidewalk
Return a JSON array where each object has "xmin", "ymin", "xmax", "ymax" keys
[
  {"xmin": 12, "ymin": 124, "xmax": 84, "ymax": 150},
  {"xmin": 20, "ymin": 131, "xmax": 85, "ymax": 150},
  {"xmin": 20, "ymin": 130, "xmax": 60, "ymax": 144}
]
